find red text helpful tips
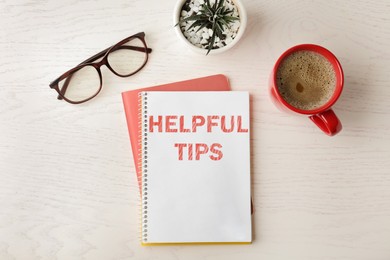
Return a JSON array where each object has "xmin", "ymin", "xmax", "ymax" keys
[{"xmin": 148, "ymin": 115, "xmax": 248, "ymax": 161}]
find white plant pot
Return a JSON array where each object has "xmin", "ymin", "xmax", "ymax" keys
[{"xmin": 173, "ymin": 0, "xmax": 247, "ymax": 55}]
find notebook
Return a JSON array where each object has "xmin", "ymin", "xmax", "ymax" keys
[
  {"xmin": 121, "ymin": 75, "xmax": 231, "ymax": 193},
  {"xmin": 139, "ymin": 91, "xmax": 251, "ymax": 244}
]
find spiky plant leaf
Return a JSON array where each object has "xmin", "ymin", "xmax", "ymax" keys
[
  {"xmin": 202, "ymin": 6, "xmax": 214, "ymax": 19},
  {"xmin": 195, "ymin": 23, "xmax": 209, "ymax": 33},
  {"xmin": 212, "ymin": 0, "xmax": 218, "ymax": 10},
  {"xmin": 218, "ymin": 18, "xmax": 231, "ymax": 29},
  {"xmin": 222, "ymin": 9, "xmax": 233, "ymax": 16},
  {"xmin": 223, "ymin": 16, "xmax": 240, "ymax": 22},
  {"xmin": 205, "ymin": 0, "xmax": 212, "ymax": 9},
  {"xmin": 207, "ymin": 23, "xmax": 218, "ymax": 55},
  {"xmin": 215, "ymin": 22, "xmax": 224, "ymax": 39},
  {"xmin": 175, "ymin": 14, "xmax": 207, "ymax": 27},
  {"xmin": 188, "ymin": 20, "xmax": 207, "ymax": 31},
  {"xmin": 217, "ymin": 0, "xmax": 225, "ymax": 10}
]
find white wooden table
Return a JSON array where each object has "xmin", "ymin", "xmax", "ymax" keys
[{"xmin": 1, "ymin": 0, "xmax": 390, "ymax": 259}]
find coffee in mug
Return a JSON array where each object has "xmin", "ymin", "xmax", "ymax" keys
[
  {"xmin": 276, "ymin": 50, "xmax": 337, "ymax": 111},
  {"xmin": 269, "ymin": 44, "xmax": 344, "ymax": 136}
]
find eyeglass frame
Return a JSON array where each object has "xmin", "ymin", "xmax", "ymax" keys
[{"xmin": 49, "ymin": 32, "xmax": 152, "ymax": 104}]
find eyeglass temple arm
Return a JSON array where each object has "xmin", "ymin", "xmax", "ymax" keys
[
  {"xmin": 80, "ymin": 45, "xmax": 152, "ymax": 65},
  {"xmin": 57, "ymin": 45, "xmax": 152, "ymax": 100}
]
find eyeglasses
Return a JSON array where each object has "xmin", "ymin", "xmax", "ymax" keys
[{"xmin": 49, "ymin": 32, "xmax": 152, "ymax": 104}]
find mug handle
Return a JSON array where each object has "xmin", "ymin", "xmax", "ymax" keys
[{"xmin": 309, "ymin": 109, "xmax": 342, "ymax": 136}]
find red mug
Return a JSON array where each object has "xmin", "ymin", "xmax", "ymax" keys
[{"xmin": 270, "ymin": 44, "xmax": 344, "ymax": 136}]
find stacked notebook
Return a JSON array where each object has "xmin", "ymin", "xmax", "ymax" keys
[{"xmin": 122, "ymin": 75, "xmax": 252, "ymax": 245}]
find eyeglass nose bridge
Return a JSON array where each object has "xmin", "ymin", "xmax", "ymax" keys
[
  {"xmin": 94, "ymin": 59, "xmax": 108, "ymax": 69},
  {"xmin": 93, "ymin": 57, "xmax": 119, "ymax": 77}
]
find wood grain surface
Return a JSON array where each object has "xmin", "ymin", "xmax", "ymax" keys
[{"xmin": 1, "ymin": 0, "xmax": 389, "ymax": 259}]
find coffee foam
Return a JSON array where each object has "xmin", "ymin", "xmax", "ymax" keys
[{"xmin": 276, "ymin": 50, "xmax": 336, "ymax": 111}]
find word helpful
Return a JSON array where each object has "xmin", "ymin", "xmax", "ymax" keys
[{"xmin": 148, "ymin": 115, "xmax": 248, "ymax": 133}]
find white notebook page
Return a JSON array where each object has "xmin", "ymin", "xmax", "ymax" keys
[{"xmin": 141, "ymin": 91, "xmax": 251, "ymax": 244}]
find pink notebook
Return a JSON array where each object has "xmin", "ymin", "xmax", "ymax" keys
[{"xmin": 122, "ymin": 75, "xmax": 231, "ymax": 192}]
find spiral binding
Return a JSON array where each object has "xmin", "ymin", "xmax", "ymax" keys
[{"xmin": 138, "ymin": 92, "xmax": 148, "ymax": 243}]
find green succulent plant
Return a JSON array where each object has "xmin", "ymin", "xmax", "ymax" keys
[{"xmin": 176, "ymin": 0, "xmax": 240, "ymax": 55}]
